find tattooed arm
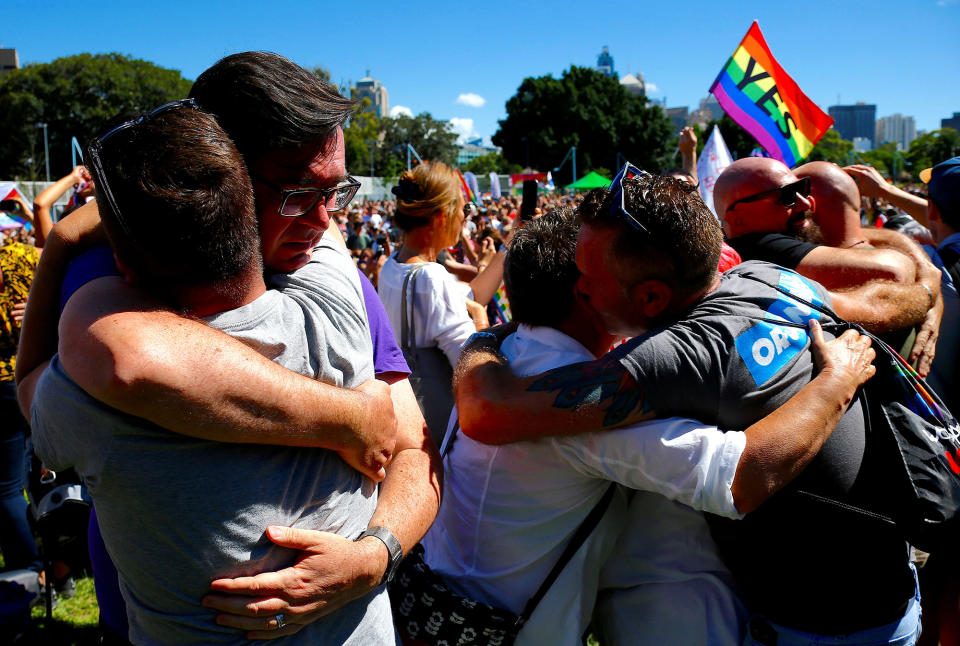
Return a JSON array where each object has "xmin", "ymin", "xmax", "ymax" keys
[{"xmin": 454, "ymin": 340, "xmax": 648, "ymax": 444}]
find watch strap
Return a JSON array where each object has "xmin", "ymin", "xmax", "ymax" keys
[{"xmin": 356, "ymin": 526, "xmax": 403, "ymax": 585}]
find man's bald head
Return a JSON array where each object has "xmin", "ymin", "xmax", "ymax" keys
[
  {"xmin": 794, "ymin": 162, "xmax": 861, "ymax": 247},
  {"xmin": 714, "ymin": 157, "xmax": 815, "ymax": 238}
]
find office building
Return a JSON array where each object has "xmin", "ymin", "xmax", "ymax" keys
[
  {"xmin": 595, "ymin": 46, "xmax": 616, "ymax": 78},
  {"xmin": 828, "ymin": 103, "xmax": 876, "ymax": 148},
  {"xmin": 876, "ymin": 114, "xmax": 916, "ymax": 151},
  {"xmin": 0, "ymin": 48, "xmax": 19, "ymax": 76},
  {"xmin": 354, "ymin": 72, "xmax": 389, "ymax": 119},
  {"xmin": 943, "ymin": 112, "xmax": 960, "ymax": 132}
]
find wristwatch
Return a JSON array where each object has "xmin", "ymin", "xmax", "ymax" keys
[{"xmin": 356, "ymin": 526, "xmax": 403, "ymax": 585}]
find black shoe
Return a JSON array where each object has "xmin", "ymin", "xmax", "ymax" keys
[{"xmin": 54, "ymin": 575, "xmax": 75, "ymax": 600}]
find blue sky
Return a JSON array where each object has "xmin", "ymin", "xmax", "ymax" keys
[{"xmin": 4, "ymin": 0, "xmax": 958, "ymax": 149}]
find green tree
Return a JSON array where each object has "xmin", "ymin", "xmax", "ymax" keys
[
  {"xmin": 860, "ymin": 142, "xmax": 900, "ymax": 176},
  {"xmin": 461, "ymin": 152, "xmax": 521, "ymax": 176},
  {"xmin": 905, "ymin": 128, "xmax": 960, "ymax": 179},
  {"xmin": 343, "ymin": 98, "xmax": 383, "ymax": 176},
  {"xmin": 493, "ymin": 66, "xmax": 673, "ymax": 180},
  {"xmin": 380, "ymin": 112, "xmax": 458, "ymax": 173},
  {"xmin": 804, "ymin": 128, "xmax": 854, "ymax": 165},
  {"xmin": 0, "ymin": 53, "xmax": 193, "ymax": 179}
]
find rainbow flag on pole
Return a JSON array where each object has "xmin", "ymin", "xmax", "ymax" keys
[{"xmin": 709, "ymin": 21, "xmax": 832, "ymax": 167}]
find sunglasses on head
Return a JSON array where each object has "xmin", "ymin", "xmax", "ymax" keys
[
  {"xmin": 727, "ymin": 177, "xmax": 811, "ymax": 212},
  {"xmin": 608, "ymin": 161, "xmax": 655, "ymax": 235},
  {"xmin": 87, "ymin": 99, "xmax": 200, "ymax": 236}
]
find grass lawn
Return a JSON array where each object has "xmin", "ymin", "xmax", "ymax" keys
[{"xmin": 1, "ymin": 547, "xmax": 99, "ymax": 646}]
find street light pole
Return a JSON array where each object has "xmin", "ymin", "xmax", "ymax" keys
[
  {"xmin": 365, "ymin": 139, "xmax": 375, "ymax": 177},
  {"xmin": 36, "ymin": 122, "xmax": 50, "ymax": 182}
]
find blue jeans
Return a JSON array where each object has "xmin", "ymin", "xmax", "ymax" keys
[
  {"xmin": 0, "ymin": 379, "xmax": 41, "ymax": 572},
  {"xmin": 743, "ymin": 564, "xmax": 922, "ymax": 646}
]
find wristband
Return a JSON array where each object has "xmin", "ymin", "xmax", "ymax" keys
[
  {"xmin": 920, "ymin": 282, "xmax": 935, "ymax": 308},
  {"xmin": 356, "ymin": 526, "xmax": 403, "ymax": 585}
]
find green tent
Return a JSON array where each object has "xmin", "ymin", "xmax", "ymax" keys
[{"xmin": 565, "ymin": 171, "xmax": 611, "ymax": 190}]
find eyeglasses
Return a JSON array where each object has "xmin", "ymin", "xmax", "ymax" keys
[
  {"xmin": 726, "ymin": 177, "xmax": 811, "ymax": 212},
  {"xmin": 87, "ymin": 99, "xmax": 200, "ymax": 236},
  {"xmin": 253, "ymin": 173, "xmax": 361, "ymax": 217},
  {"xmin": 608, "ymin": 161, "xmax": 654, "ymax": 235}
]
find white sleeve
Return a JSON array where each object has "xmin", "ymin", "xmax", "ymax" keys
[
  {"xmin": 414, "ymin": 264, "xmax": 476, "ymax": 367},
  {"xmin": 554, "ymin": 417, "xmax": 746, "ymax": 519}
]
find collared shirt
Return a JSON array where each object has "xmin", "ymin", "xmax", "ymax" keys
[{"xmin": 422, "ymin": 323, "xmax": 744, "ymax": 646}]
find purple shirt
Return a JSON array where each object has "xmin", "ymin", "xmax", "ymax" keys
[{"xmin": 356, "ymin": 269, "xmax": 410, "ymax": 376}]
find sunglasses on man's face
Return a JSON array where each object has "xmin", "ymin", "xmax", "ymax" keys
[{"xmin": 726, "ymin": 177, "xmax": 811, "ymax": 212}]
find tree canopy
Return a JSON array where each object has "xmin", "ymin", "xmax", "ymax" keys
[
  {"xmin": 461, "ymin": 152, "xmax": 521, "ymax": 176},
  {"xmin": 344, "ymin": 108, "xmax": 458, "ymax": 178},
  {"xmin": 0, "ymin": 53, "xmax": 193, "ymax": 179},
  {"xmin": 493, "ymin": 66, "xmax": 673, "ymax": 180}
]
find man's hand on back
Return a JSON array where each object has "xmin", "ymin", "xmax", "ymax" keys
[{"xmin": 343, "ymin": 380, "xmax": 397, "ymax": 480}]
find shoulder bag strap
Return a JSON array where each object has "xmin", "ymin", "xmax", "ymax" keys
[
  {"xmin": 400, "ymin": 263, "xmax": 427, "ymax": 351},
  {"xmin": 515, "ymin": 482, "xmax": 618, "ymax": 630}
]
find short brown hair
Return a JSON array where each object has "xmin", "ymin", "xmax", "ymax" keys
[
  {"xmin": 90, "ymin": 106, "xmax": 260, "ymax": 303},
  {"xmin": 579, "ymin": 174, "xmax": 721, "ymax": 294}
]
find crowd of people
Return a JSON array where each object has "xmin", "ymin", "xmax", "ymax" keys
[{"xmin": 1, "ymin": 51, "xmax": 959, "ymax": 646}]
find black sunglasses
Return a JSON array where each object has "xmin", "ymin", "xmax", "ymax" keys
[
  {"xmin": 252, "ymin": 173, "xmax": 361, "ymax": 217},
  {"xmin": 608, "ymin": 161, "xmax": 655, "ymax": 235},
  {"xmin": 87, "ymin": 99, "xmax": 199, "ymax": 236},
  {"xmin": 727, "ymin": 177, "xmax": 811, "ymax": 212}
]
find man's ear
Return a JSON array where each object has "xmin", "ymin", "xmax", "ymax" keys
[
  {"xmin": 113, "ymin": 252, "xmax": 137, "ymax": 285},
  {"xmin": 630, "ymin": 279, "xmax": 673, "ymax": 319}
]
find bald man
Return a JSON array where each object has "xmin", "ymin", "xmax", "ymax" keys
[{"xmin": 716, "ymin": 158, "xmax": 943, "ymax": 375}]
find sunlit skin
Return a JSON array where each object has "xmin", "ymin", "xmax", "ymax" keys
[
  {"xmin": 250, "ymin": 128, "xmax": 348, "ymax": 273},
  {"xmin": 574, "ymin": 225, "xmax": 647, "ymax": 338},
  {"xmin": 717, "ymin": 158, "xmax": 816, "ymax": 239}
]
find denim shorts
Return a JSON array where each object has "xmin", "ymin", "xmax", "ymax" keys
[{"xmin": 742, "ymin": 564, "xmax": 921, "ymax": 646}]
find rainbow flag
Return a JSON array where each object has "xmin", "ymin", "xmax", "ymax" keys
[
  {"xmin": 492, "ymin": 284, "xmax": 512, "ymax": 324},
  {"xmin": 455, "ymin": 168, "xmax": 478, "ymax": 204},
  {"xmin": 709, "ymin": 22, "xmax": 833, "ymax": 167}
]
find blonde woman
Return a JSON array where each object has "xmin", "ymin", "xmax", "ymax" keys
[{"xmin": 378, "ymin": 162, "xmax": 503, "ymax": 442}]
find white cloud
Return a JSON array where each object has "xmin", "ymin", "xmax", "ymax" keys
[
  {"xmin": 645, "ymin": 82, "xmax": 660, "ymax": 94},
  {"xmin": 390, "ymin": 105, "xmax": 413, "ymax": 118},
  {"xmin": 455, "ymin": 93, "xmax": 486, "ymax": 108},
  {"xmin": 449, "ymin": 117, "xmax": 479, "ymax": 143}
]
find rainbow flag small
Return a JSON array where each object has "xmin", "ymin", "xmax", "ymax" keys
[
  {"xmin": 710, "ymin": 22, "xmax": 833, "ymax": 167},
  {"xmin": 455, "ymin": 168, "xmax": 478, "ymax": 204},
  {"xmin": 492, "ymin": 284, "xmax": 512, "ymax": 324}
]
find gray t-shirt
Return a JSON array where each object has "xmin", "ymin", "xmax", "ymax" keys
[
  {"xmin": 610, "ymin": 260, "xmax": 912, "ymax": 634},
  {"xmin": 32, "ymin": 239, "xmax": 397, "ymax": 645}
]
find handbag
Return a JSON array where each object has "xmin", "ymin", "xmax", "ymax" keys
[
  {"xmin": 400, "ymin": 263, "xmax": 456, "ymax": 445},
  {"xmin": 744, "ymin": 274, "xmax": 960, "ymax": 552},
  {"xmin": 389, "ymin": 421, "xmax": 618, "ymax": 646}
]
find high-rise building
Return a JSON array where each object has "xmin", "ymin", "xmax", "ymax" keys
[
  {"xmin": 595, "ymin": 46, "xmax": 616, "ymax": 78},
  {"xmin": 354, "ymin": 71, "xmax": 389, "ymax": 119},
  {"xmin": 828, "ymin": 103, "xmax": 876, "ymax": 148},
  {"xmin": 943, "ymin": 112, "xmax": 960, "ymax": 132},
  {"xmin": 876, "ymin": 114, "xmax": 917, "ymax": 151},
  {"xmin": 665, "ymin": 107, "xmax": 689, "ymax": 136},
  {"xmin": 619, "ymin": 72, "xmax": 646, "ymax": 97},
  {"xmin": 0, "ymin": 48, "xmax": 19, "ymax": 76}
]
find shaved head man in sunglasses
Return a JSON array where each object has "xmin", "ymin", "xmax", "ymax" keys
[{"xmin": 716, "ymin": 158, "xmax": 943, "ymax": 375}]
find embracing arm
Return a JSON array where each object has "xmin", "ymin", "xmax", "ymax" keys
[
  {"xmin": 794, "ymin": 244, "xmax": 915, "ymax": 289},
  {"xmin": 455, "ymin": 337, "xmax": 648, "ymax": 445},
  {"xmin": 201, "ymin": 375, "xmax": 442, "ymax": 640},
  {"xmin": 55, "ymin": 278, "xmax": 396, "ymax": 480}
]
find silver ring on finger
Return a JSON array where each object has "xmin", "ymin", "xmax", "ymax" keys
[{"xmin": 275, "ymin": 614, "xmax": 286, "ymax": 630}]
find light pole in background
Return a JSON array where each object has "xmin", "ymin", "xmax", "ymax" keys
[{"xmin": 35, "ymin": 122, "xmax": 50, "ymax": 182}]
